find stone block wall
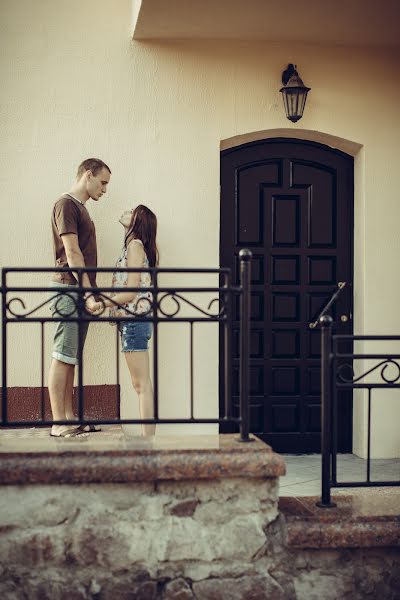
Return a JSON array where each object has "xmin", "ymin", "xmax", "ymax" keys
[
  {"xmin": 0, "ymin": 435, "xmax": 399, "ymax": 599},
  {"xmin": 0, "ymin": 477, "xmax": 283, "ymax": 599},
  {"xmin": 1, "ymin": 479, "xmax": 399, "ymax": 599}
]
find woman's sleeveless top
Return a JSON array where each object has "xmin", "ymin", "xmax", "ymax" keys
[{"xmin": 109, "ymin": 239, "xmax": 152, "ymax": 317}]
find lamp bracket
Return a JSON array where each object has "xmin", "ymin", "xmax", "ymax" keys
[{"xmin": 282, "ymin": 63, "xmax": 297, "ymax": 86}]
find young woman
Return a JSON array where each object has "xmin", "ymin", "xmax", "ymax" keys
[{"xmin": 95, "ymin": 205, "xmax": 158, "ymax": 436}]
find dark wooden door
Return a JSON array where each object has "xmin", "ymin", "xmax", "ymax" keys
[{"xmin": 220, "ymin": 138, "xmax": 353, "ymax": 453}]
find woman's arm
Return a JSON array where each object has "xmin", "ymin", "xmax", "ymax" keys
[{"xmin": 99, "ymin": 241, "xmax": 144, "ymax": 308}]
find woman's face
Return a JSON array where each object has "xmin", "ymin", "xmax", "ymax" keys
[{"xmin": 119, "ymin": 209, "xmax": 133, "ymax": 229}]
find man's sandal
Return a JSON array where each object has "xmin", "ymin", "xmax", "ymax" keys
[{"xmin": 76, "ymin": 424, "xmax": 102, "ymax": 433}]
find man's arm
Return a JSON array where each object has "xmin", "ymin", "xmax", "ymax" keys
[{"xmin": 61, "ymin": 233, "xmax": 96, "ymax": 310}]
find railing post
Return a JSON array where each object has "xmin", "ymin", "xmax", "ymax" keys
[
  {"xmin": 316, "ymin": 314, "xmax": 336, "ymax": 508},
  {"xmin": 152, "ymin": 269, "xmax": 159, "ymax": 423},
  {"xmin": 1, "ymin": 270, "xmax": 7, "ymax": 425},
  {"xmin": 77, "ymin": 269, "xmax": 84, "ymax": 423},
  {"xmin": 238, "ymin": 249, "xmax": 253, "ymax": 443},
  {"xmin": 224, "ymin": 271, "xmax": 232, "ymax": 420}
]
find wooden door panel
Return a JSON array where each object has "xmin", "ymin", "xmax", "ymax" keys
[
  {"xmin": 270, "ymin": 402, "xmax": 299, "ymax": 432},
  {"xmin": 272, "ymin": 195, "xmax": 301, "ymax": 246},
  {"xmin": 308, "ymin": 257, "xmax": 336, "ymax": 285},
  {"xmin": 220, "ymin": 138, "xmax": 353, "ymax": 453},
  {"xmin": 292, "ymin": 163, "xmax": 336, "ymax": 247},
  {"xmin": 272, "ymin": 293, "xmax": 300, "ymax": 321},
  {"xmin": 307, "ymin": 404, "xmax": 322, "ymax": 432},
  {"xmin": 271, "ymin": 367, "xmax": 300, "ymax": 395},
  {"xmin": 308, "ymin": 329, "xmax": 322, "ymax": 359},
  {"xmin": 307, "ymin": 367, "xmax": 321, "ymax": 395},
  {"xmin": 233, "ymin": 328, "xmax": 264, "ymax": 359},
  {"xmin": 271, "ymin": 329, "xmax": 300, "ymax": 358},
  {"xmin": 236, "ymin": 163, "xmax": 280, "ymax": 246},
  {"xmin": 271, "ymin": 255, "xmax": 300, "ymax": 284}
]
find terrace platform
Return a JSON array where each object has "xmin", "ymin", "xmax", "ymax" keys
[{"xmin": 0, "ymin": 426, "xmax": 399, "ymax": 550}]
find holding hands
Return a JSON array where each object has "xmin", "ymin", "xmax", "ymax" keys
[{"xmin": 84, "ymin": 293, "xmax": 115, "ymax": 314}]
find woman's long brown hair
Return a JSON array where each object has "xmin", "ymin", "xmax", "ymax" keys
[{"xmin": 124, "ymin": 204, "xmax": 159, "ymax": 267}]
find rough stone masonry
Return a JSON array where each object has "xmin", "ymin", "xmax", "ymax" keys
[{"xmin": 0, "ymin": 435, "xmax": 399, "ymax": 599}]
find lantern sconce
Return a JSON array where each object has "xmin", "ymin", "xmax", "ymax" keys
[{"xmin": 280, "ymin": 64, "xmax": 311, "ymax": 123}]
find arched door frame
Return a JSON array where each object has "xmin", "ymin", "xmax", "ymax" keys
[{"xmin": 220, "ymin": 129, "xmax": 367, "ymax": 457}]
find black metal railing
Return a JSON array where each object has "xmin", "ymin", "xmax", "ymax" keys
[
  {"xmin": 317, "ymin": 315, "xmax": 400, "ymax": 508},
  {"xmin": 1, "ymin": 250, "xmax": 252, "ymax": 441},
  {"xmin": 309, "ymin": 281, "xmax": 346, "ymax": 330}
]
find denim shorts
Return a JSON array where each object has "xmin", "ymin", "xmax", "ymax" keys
[
  {"xmin": 119, "ymin": 320, "xmax": 152, "ymax": 352},
  {"xmin": 49, "ymin": 283, "xmax": 89, "ymax": 365}
]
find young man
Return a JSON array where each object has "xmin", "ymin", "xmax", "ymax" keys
[{"xmin": 48, "ymin": 158, "xmax": 111, "ymax": 437}]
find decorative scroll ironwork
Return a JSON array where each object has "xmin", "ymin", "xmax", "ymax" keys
[
  {"xmin": 337, "ymin": 358, "xmax": 400, "ymax": 385},
  {"xmin": 5, "ymin": 290, "xmax": 228, "ymax": 320},
  {"xmin": 6, "ymin": 292, "xmax": 81, "ymax": 319},
  {"xmin": 157, "ymin": 292, "xmax": 227, "ymax": 319}
]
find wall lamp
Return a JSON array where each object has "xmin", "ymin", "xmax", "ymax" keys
[{"xmin": 280, "ymin": 64, "xmax": 310, "ymax": 123}]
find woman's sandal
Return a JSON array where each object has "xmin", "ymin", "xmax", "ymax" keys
[{"xmin": 50, "ymin": 427, "xmax": 88, "ymax": 438}]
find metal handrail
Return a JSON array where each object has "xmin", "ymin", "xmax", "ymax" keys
[
  {"xmin": 309, "ymin": 281, "xmax": 346, "ymax": 329},
  {"xmin": 1, "ymin": 255, "xmax": 252, "ymax": 441},
  {"xmin": 316, "ymin": 318, "xmax": 400, "ymax": 508}
]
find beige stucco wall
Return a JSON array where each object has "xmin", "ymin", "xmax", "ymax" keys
[{"xmin": 1, "ymin": 0, "xmax": 399, "ymax": 456}]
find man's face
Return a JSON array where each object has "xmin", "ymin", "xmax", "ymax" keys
[{"xmin": 87, "ymin": 167, "xmax": 111, "ymax": 201}]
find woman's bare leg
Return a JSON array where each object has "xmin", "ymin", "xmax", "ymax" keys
[{"xmin": 124, "ymin": 351, "xmax": 155, "ymax": 436}]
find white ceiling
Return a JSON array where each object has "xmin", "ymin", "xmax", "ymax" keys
[{"xmin": 132, "ymin": 0, "xmax": 400, "ymax": 47}]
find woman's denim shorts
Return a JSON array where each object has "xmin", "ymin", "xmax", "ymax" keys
[{"xmin": 119, "ymin": 320, "xmax": 153, "ymax": 352}]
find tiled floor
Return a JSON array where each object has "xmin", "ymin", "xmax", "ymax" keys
[{"xmin": 280, "ymin": 453, "xmax": 400, "ymax": 497}]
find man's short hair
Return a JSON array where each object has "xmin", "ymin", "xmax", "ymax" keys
[{"xmin": 77, "ymin": 158, "xmax": 111, "ymax": 178}]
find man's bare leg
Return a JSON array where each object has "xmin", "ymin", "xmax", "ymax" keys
[
  {"xmin": 48, "ymin": 358, "xmax": 77, "ymax": 435},
  {"xmin": 64, "ymin": 366, "xmax": 75, "ymax": 421}
]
